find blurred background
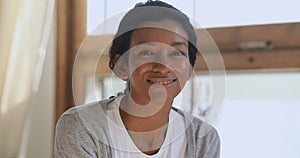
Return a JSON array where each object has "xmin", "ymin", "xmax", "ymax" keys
[{"xmin": 0, "ymin": 0, "xmax": 299, "ymax": 157}]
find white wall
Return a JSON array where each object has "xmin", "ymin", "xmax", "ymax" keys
[{"xmin": 216, "ymin": 72, "xmax": 300, "ymax": 158}]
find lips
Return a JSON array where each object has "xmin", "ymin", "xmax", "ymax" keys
[{"xmin": 146, "ymin": 79, "xmax": 177, "ymax": 85}]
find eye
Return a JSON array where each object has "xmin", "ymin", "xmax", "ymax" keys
[
  {"xmin": 169, "ymin": 50, "xmax": 185, "ymax": 57},
  {"xmin": 138, "ymin": 50, "xmax": 154, "ymax": 56}
]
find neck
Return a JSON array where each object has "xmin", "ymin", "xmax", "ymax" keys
[
  {"xmin": 119, "ymin": 95, "xmax": 172, "ymax": 155},
  {"xmin": 119, "ymin": 94, "xmax": 173, "ymax": 132}
]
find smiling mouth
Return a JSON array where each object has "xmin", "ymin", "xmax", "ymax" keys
[{"xmin": 146, "ymin": 79, "xmax": 177, "ymax": 85}]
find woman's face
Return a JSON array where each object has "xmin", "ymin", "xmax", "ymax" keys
[{"xmin": 126, "ymin": 20, "xmax": 192, "ymax": 106}]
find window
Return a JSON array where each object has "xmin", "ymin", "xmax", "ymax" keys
[{"xmin": 87, "ymin": 0, "xmax": 300, "ymax": 34}]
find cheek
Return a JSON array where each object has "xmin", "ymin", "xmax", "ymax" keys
[
  {"xmin": 128, "ymin": 64, "xmax": 151, "ymax": 81},
  {"xmin": 174, "ymin": 61, "xmax": 191, "ymax": 82}
]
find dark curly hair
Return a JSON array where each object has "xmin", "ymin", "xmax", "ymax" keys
[{"xmin": 109, "ymin": 0, "xmax": 198, "ymax": 70}]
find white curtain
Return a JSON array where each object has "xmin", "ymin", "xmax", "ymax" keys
[{"xmin": 0, "ymin": 0, "xmax": 55, "ymax": 157}]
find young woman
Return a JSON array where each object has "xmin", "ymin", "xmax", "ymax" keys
[{"xmin": 55, "ymin": 1, "xmax": 220, "ymax": 157}]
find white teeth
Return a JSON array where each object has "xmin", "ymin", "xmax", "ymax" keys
[{"xmin": 152, "ymin": 80, "xmax": 174, "ymax": 85}]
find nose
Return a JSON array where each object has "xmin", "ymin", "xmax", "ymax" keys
[
  {"xmin": 152, "ymin": 63, "xmax": 170, "ymax": 74},
  {"xmin": 151, "ymin": 48, "xmax": 172, "ymax": 74}
]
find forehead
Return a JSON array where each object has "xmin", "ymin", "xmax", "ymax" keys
[{"xmin": 130, "ymin": 20, "xmax": 188, "ymax": 47}]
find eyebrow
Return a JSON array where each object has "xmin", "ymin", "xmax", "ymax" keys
[
  {"xmin": 136, "ymin": 41, "xmax": 187, "ymax": 47},
  {"xmin": 170, "ymin": 41, "xmax": 187, "ymax": 47},
  {"xmin": 136, "ymin": 41, "xmax": 153, "ymax": 45}
]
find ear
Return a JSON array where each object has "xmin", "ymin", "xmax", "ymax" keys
[{"xmin": 113, "ymin": 54, "xmax": 129, "ymax": 80}]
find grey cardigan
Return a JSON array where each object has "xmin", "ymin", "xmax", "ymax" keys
[{"xmin": 54, "ymin": 97, "xmax": 220, "ymax": 158}]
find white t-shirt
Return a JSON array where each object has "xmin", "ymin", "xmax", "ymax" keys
[{"xmin": 106, "ymin": 95, "xmax": 187, "ymax": 158}]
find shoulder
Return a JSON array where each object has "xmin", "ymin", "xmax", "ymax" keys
[
  {"xmin": 56, "ymin": 99, "xmax": 115, "ymax": 138},
  {"xmin": 62, "ymin": 99, "xmax": 113, "ymax": 116},
  {"xmin": 59, "ymin": 98, "xmax": 114, "ymax": 122}
]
